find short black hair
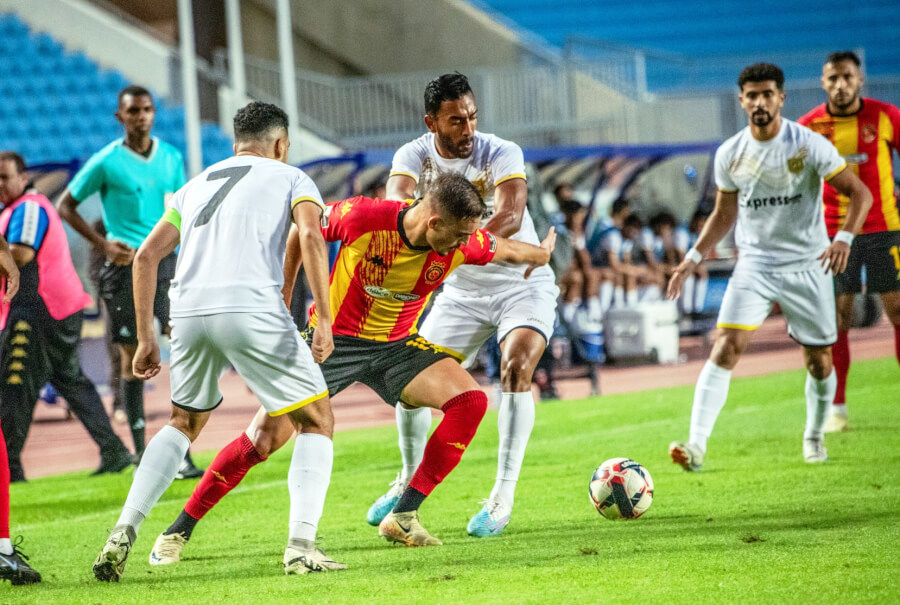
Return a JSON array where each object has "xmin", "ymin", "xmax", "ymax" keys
[
  {"xmin": 0, "ymin": 151, "xmax": 26, "ymax": 174},
  {"xmin": 738, "ymin": 63, "xmax": 785, "ymax": 91},
  {"xmin": 118, "ymin": 85, "xmax": 153, "ymax": 106},
  {"xmin": 624, "ymin": 214, "xmax": 643, "ymax": 230},
  {"xmin": 233, "ymin": 101, "xmax": 289, "ymax": 142},
  {"xmin": 427, "ymin": 172, "xmax": 486, "ymax": 222},
  {"xmin": 424, "ymin": 73, "xmax": 473, "ymax": 115},
  {"xmin": 611, "ymin": 198, "xmax": 630, "ymax": 216},
  {"xmin": 649, "ymin": 211, "xmax": 676, "ymax": 230},
  {"xmin": 827, "ymin": 50, "xmax": 861, "ymax": 68}
]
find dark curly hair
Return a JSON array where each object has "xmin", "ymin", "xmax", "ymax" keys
[
  {"xmin": 233, "ymin": 101, "xmax": 289, "ymax": 142},
  {"xmin": 738, "ymin": 63, "xmax": 784, "ymax": 91}
]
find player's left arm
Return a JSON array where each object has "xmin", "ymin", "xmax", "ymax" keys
[
  {"xmin": 819, "ymin": 167, "xmax": 873, "ymax": 274},
  {"xmin": 483, "ymin": 177, "xmax": 528, "ymax": 237},
  {"xmin": 282, "ymin": 223, "xmax": 301, "ymax": 307},
  {"xmin": 492, "ymin": 226, "xmax": 556, "ymax": 278},
  {"xmin": 132, "ymin": 216, "xmax": 180, "ymax": 379},
  {"xmin": 293, "ymin": 201, "xmax": 334, "ymax": 363}
]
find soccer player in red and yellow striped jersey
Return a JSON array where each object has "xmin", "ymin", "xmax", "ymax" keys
[
  {"xmin": 148, "ymin": 172, "xmax": 556, "ymax": 554},
  {"xmin": 798, "ymin": 51, "xmax": 900, "ymax": 431}
]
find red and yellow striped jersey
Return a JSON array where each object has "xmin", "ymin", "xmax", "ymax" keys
[
  {"xmin": 798, "ymin": 98, "xmax": 900, "ymax": 235},
  {"xmin": 308, "ymin": 196, "xmax": 497, "ymax": 341}
]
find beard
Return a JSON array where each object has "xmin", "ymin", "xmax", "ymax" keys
[
  {"xmin": 437, "ymin": 132, "xmax": 474, "ymax": 159},
  {"xmin": 751, "ymin": 110, "xmax": 773, "ymax": 127},
  {"xmin": 830, "ymin": 89, "xmax": 860, "ymax": 112}
]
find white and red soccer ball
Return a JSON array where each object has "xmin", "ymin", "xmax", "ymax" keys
[{"xmin": 589, "ymin": 457, "xmax": 654, "ymax": 519}]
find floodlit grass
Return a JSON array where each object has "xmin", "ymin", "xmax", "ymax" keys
[{"xmin": 6, "ymin": 357, "xmax": 898, "ymax": 604}]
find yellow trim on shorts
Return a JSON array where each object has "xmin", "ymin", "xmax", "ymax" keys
[
  {"xmin": 824, "ymin": 163, "xmax": 848, "ymax": 182},
  {"xmin": 389, "ymin": 170, "xmax": 419, "ymax": 183},
  {"xmin": 432, "ymin": 342, "xmax": 466, "ymax": 363},
  {"xmin": 717, "ymin": 187, "xmax": 738, "ymax": 193},
  {"xmin": 291, "ymin": 196, "xmax": 323, "ymax": 210},
  {"xmin": 269, "ymin": 389, "xmax": 329, "ymax": 417},
  {"xmin": 716, "ymin": 322, "xmax": 760, "ymax": 331}
]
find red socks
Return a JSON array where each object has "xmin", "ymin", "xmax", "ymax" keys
[
  {"xmin": 832, "ymin": 330, "xmax": 850, "ymax": 406},
  {"xmin": 0, "ymin": 420, "xmax": 9, "ymax": 539},
  {"xmin": 408, "ymin": 391, "xmax": 488, "ymax": 497},
  {"xmin": 184, "ymin": 432, "xmax": 266, "ymax": 520}
]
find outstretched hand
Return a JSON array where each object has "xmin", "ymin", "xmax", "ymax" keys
[{"xmin": 666, "ymin": 259, "xmax": 695, "ymax": 300}]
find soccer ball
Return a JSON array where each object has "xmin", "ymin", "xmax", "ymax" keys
[{"xmin": 589, "ymin": 457, "xmax": 654, "ymax": 519}]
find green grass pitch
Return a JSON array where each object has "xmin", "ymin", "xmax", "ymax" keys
[{"xmin": 6, "ymin": 357, "xmax": 898, "ymax": 604}]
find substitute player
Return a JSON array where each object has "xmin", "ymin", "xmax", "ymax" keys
[
  {"xmin": 798, "ymin": 51, "xmax": 900, "ymax": 432},
  {"xmin": 146, "ymin": 172, "xmax": 556, "ymax": 562},
  {"xmin": 667, "ymin": 63, "xmax": 872, "ymax": 471},
  {"xmin": 57, "ymin": 86, "xmax": 201, "ymax": 477},
  {"xmin": 366, "ymin": 73, "xmax": 559, "ymax": 538},
  {"xmin": 92, "ymin": 101, "xmax": 343, "ymax": 581}
]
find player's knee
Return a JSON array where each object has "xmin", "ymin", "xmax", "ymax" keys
[
  {"xmin": 881, "ymin": 293, "xmax": 900, "ymax": 325},
  {"xmin": 500, "ymin": 355, "xmax": 536, "ymax": 391},
  {"xmin": 443, "ymin": 390, "xmax": 488, "ymax": 429},
  {"xmin": 805, "ymin": 347, "xmax": 833, "ymax": 379},
  {"xmin": 710, "ymin": 333, "xmax": 745, "ymax": 368}
]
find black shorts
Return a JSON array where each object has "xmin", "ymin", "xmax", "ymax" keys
[
  {"xmin": 98, "ymin": 253, "xmax": 177, "ymax": 345},
  {"xmin": 834, "ymin": 230, "xmax": 900, "ymax": 295},
  {"xmin": 301, "ymin": 328, "xmax": 452, "ymax": 405}
]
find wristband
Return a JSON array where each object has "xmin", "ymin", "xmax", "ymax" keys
[
  {"xmin": 833, "ymin": 230, "xmax": 854, "ymax": 246},
  {"xmin": 685, "ymin": 248, "xmax": 703, "ymax": 264}
]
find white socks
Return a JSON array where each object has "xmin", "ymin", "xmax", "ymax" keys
[
  {"xmin": 396, "ymin": 405, "xmax": 430, "ymax": 483},
  {"xmin": 288, "ymin": 433, "xmax": 333, "ymax": 543},
  {"xmin": 688, "ymin": 361, "xmax": 732, "ymax": 453},
  {"xmin": 0, "ymin": 538, "xmax": 11, "ymax": 555},
  {"xmin": 599, "ymin": 282, "xmax": 614, "ymax": 313},
  {"xmin": 118, "ymin": 425, "xmax": 191, "ymax": 532},
  {"xmin": 682, "ymin": 275, "xmax": 695, "ymax": 313},
  {"xmin": 805, "ymin": 371, "xmax": 837, "ymax": 440},
  {"xmin": 489, "ymin": 392, "xmax": 536, "ymax": 508}
]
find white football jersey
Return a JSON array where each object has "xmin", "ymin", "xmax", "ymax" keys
[
  {"xmin": 391, "ymin": 131, "xmax": 554, "ymax": 290},
  {"xmin": 167, "ymin": 155, "xmax": 324, "ymax": 317},
  {"xmin": 715, "ymin": 119, "xmax": 846, "ymax": 271}
]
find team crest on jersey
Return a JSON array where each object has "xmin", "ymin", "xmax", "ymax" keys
[
  {"xmin": 861, "ymin": 123, "xmax": 877, "ymax": 144},
  {"xmin": 424, "ymin": 261, "xmax": 446, "ymax": 284},
  {"xmin": 787, "ymin": 148, "xmax": 808, "ymax": 174}
]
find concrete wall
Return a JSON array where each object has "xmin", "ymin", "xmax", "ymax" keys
[{"xmin": 243, "ymin": 0, "xmax": 525, "ymax": 76}]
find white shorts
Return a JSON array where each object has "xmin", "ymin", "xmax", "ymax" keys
[
  {"xmin": 717, "ymin": 267, "xmax": 837, "ymax": 346},
  {"xmin": 420, "ymin": 280, "xmax": 559, "ymax": 368},
  {"xmin": 168, "ymin": 311, "xmax": 328, "ymax": 416}
]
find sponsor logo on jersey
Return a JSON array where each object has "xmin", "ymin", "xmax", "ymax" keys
[
  {"xmin": 424, "ymin": 261, "xmax": 446, "ymax": 284},
  {"xmin": 363, "ymin": 285, "xmax": 421, "ymax": 302},
  {"xmin": 745, "ymin": 193, "xmax": 802, "ymax": 210},
  {"xmin": 787, "ymin": 148, "xmax": 808, "ymax": 174}
]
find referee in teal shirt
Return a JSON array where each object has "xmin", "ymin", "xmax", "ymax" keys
[{"xmin": 58, "ymin": 85, "xmax": 202, "ymax": 478}]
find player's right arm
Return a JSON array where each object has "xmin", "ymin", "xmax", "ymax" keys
[
  {"xmin": 667, "ymin": 189, "xmax": 738, "ymax": 300},
  {"xmin": 386, "ymin": 174, "xmax": 417, "ymax": 201},
  {"xmin": 131, "ymin": 216, "xmax": 180, "ymax": 379},
  {"xmin": 818, "ymin": 167, "xmax": 873, "ymax": 274},
  {"xmin": 293, "ymin": 201, "xmax": 333, "ymax": 363}
]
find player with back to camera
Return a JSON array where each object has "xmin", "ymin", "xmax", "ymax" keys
[
  {"xmin": 92, "ymin": 101, "xmax": 344, "ymax": 581},
  {"xmin": 667, "ymin": 63, "xmax": 872, "ymax": 471},
  {"xmin": 798, "ymin": 50, "xmax": 900, "ymax": 432}
]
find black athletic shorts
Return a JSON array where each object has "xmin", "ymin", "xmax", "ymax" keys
[
  {"xmin": 834, "ymin": 230, "xmax": 900, "ymax": 295},
  {"xmin": 98, "ymin": 252, "xmax": 177, "ymax": 345},
  {"xmin": 300, "ymin": 328, "xmax": 452, "ymax": 405}
]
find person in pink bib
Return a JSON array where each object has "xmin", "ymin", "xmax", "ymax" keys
[{"xmin": 0, "ymin": 151, "xmax": 132, "ymax": 483}]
